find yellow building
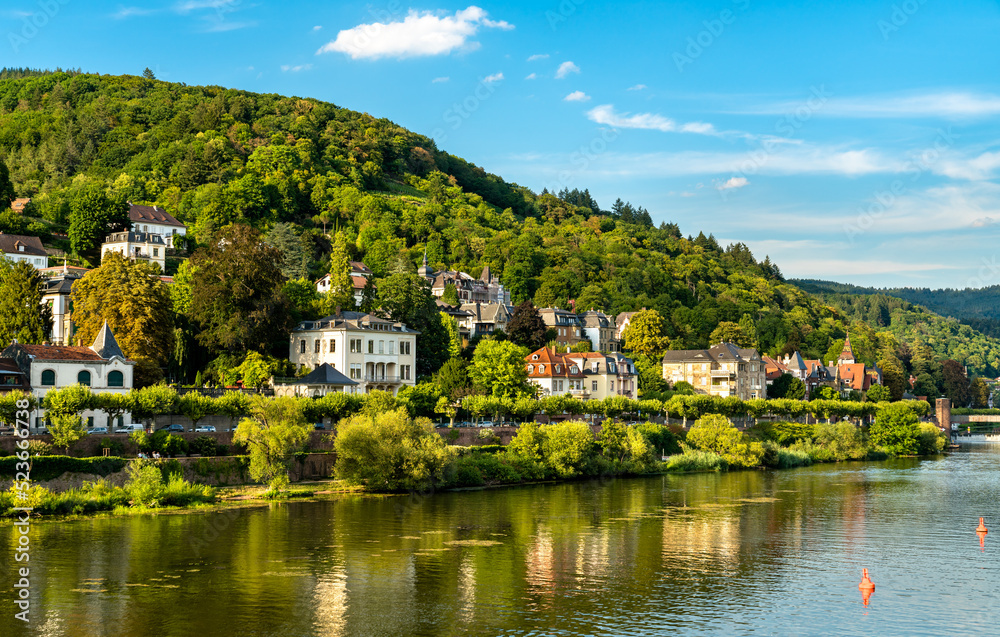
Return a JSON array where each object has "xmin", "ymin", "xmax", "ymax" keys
[{"xmin": 661, "ymin": 342, "xmax": 766, "ymax": 400}]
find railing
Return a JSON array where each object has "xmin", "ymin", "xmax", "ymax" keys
[
  {"xmin": 363, "ymin": 375, "xmax": 403, "ymax": 383},
  {"xmin": 710, "ymin": 369, "xmax": 735, "ymax": 378}
]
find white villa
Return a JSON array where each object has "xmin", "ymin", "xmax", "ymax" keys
[{"xmin": 0, "ymin": 233, "xmax": 47, "ymax": 269}]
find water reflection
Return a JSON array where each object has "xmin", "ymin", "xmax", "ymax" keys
[{"xmin": 2, "ymin": 445, "xmax": 1000, "ymax": 636}]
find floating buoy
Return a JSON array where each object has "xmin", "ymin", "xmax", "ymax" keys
[
  {"xmin": 977, "ymin": 517, "xmax": 988, "ymax": 534},
  {"xmin": 858, "ymin": 568, "xmax": 875, "ymax": 591}
]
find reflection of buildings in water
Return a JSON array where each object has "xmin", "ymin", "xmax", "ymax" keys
[
  {"xmin": 457, "ymin": 554, "xmax": 477, "ymax": 625},
  {"xmin": 661, "ymin": 511, "xmax": 742, "ymax": 572},
  {"xmin": 575, "ymin": 531, "xmax": 612, "ymax": 585},
  {"xmin": 312, "ymin": 566, "xmax": 348, "ymax": 637},
  {"xmin": 525, "ymin": 531, "xmax": 556, "ymax": 602}
]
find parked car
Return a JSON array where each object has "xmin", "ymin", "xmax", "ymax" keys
[
  {"xmin": 193, "ymin": 425, "xmax": 216, "ymax": 433},
  {"xmin": 478, "ymin": 421, "xmax": 494, "ymax": 428},
  {"xmin": 87, "ymin": 427, "xmax": 109, "ymax": 435},
  {"xmin": 115, "ymin": 424, "xmax": 144, "ymax": 434}
]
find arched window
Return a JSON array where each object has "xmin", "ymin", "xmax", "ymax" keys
[
  {"xmin": 108, "ymin": 371, "xmax": 124, "ymax": 387},
  {"xmin": 41, "ymin": 369, "xmax": 55, "ymax": 386},
  {"xmin": 527, "ymin": 365, "xmax": 534, "ymax": 374},
  {"xmin": 539, "ymin": 364, "xmax": 545, "ymax": 374},
  {"xmin": 78, "ymin": 370, "xmax": 91, "ymax": 386}
]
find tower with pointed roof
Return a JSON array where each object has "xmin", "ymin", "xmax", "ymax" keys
[
  {"xmin": 837, "ymin": 332, "xmax": 856, "ymax": 365},
  {"xmin": 417, "ymin": 247, "xmax": 434, "ymax": 279}
]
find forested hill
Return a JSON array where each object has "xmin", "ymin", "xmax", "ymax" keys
[
  {"xmin": 3, "ymin": 70, "xmax": 1000, "ymax": 379},
  {"xmin": 794, "ymin": 279, "xmax": 1000, "ymax": 340}
]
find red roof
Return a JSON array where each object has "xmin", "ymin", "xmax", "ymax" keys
[
  {"xmin": 129, "ymin": 204, "xmax": 184, "ymax": 227},
  {"xmin": 18, "ymin": 344, "xmax": 103, "ymax": 361},
  {"xmin": 525, "ymin": 347, "xmax": 585, "ymax": 378}
]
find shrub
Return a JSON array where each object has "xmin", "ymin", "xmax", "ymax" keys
[
  {"xmin": 788, "ymin": 439, "xmax": 835, "ymax": 463},
  {"xmin": 916, "ymin": 423, "xmax": 946, "ymax": 455},
  {"xmin": 189, "ymin": 435, "xmax": 218, "ymax": 457},
  {"xmin": 334, "ymin": 408, "xmax": 453, "ymax": 492},
  {"xmin": 163, "ymin": 435, "xmax": 189, "ymax": 457},
  {"xmin": 663, "ymin": 449, "xmax": 726, "ymax": 472},
  {"xmin": 26, "ymin": 440, "xmax": 52, "ymax": 455},
  {"xmin": 760, "ymin": 441, "xmax": 813, "ymax": 468},
  {"xmin": 686, "ymin": 414, "xmax": 764, "ymax": 468},
  {"xmin": 0, "ymin": 456, "xmax": 127, "ymax": 481},
  {"xmin": 772, "ymin": 421, "xmax": 815, "ymax": 446},
  {"xmin": 125, "ymin": 459, "xmax": 165, "ymax": 507},
  {"xmin": 869, "ymin": 403, "xmax": 920, "ymax": 456},
  {"xmin": 813, "ymin": 422, "xmax": 868, "ymax": 460},
  {"xmin": 540, "ymin": 421, "xmax": 597, "ymax": 478}
]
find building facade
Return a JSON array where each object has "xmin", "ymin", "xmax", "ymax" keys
[
  {"xmin": 538, "ymin": 308, "xmax": 587, "ymax": 349},
  {"xmin": 41, "ymin": 266, "xmax": 85, "ymax": 346},
  {"xmin": 128, "ymin": 203, "xmax": 186, "ymax": 248},
  {"xmin": 525, "ymin": 347, "xmax": 586, "ymax": 397},
  {"xmin": 458, "ymin": 302, "xmax": 514, "ymax": 340},
  {"xmin": 2, "ymin": 323, "xmax": 134, "ymax": 430},
  {"xmin": 101, "ymin": 231, "xmax": 167, "ymax": 271},
  {"xmin": 661, "ymin": 342, "xmax": 766, "ymax": 400},
  {"xmin": 580, "ymin": 310, "xmax": 620, "ymax": 353},
  {"xmin": 0, "ymin": 233, "xmax": 47, "ymax": 269},
  {"xmin": 564, "ymin": 351, "xmax": 637, "ymax": 400},
  {"xmin": 288, "ymin": 311, "xmax": 419, "ymax": 395}
]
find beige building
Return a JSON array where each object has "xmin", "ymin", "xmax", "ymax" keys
[
  {"xmin": 288, "ymin": 311, "xmax": 419, "ymax": 395},
  {"xmin": 661, "ymin": 342, "xmax": 766, "ymax": 400},
  {"xmin": 580, "ymin": 310, "xmax": 620, "ymax": 353},
  {"xmin": 538, "ymin": 308, "xmax": 587, "ymax": 349},
  {"xmin": 565, "ymin": 351, "xmax": 637, "ymax": 400},
  {"xmin": 101, "ymin": 231, "xmax": 166, "ymax": 271}
]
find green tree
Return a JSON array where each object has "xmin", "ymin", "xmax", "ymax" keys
[
  {"xmin": 506, "ymin": 300, "xmax": 549, "ymax": 351},
  {"xmin": 869, "ymin": 402, "xmax": 920, "ymax": 456},
  {"xmin": 440, "ymin": 311, "xmax": 462, "ymax": 358},
  {"xmin": 374, "ymin": 271, "xmax": 449, "ymax": 377},
  {"xmin": 970, "ymin": 377, "xmax": 990, "ymax": 408},
  {"xmin": 767, "ymin": 374, "xmax": 806, "ymax": 400},
  {"xmin": 235, "ymin": 351, "xmax": 274, "ymax": 389},
  {"xmin": 622, "ymin": 309, "xmax": 669, "ymax": 358},
  {"xmin": 265, "ymin": 222, "xmax": 310, "ymax": 281},
  {"xmin": 189, "ymin": 224, "xmax": 291, "ymax": 354},
  {"xmin": 233, "ymin": 395, "xmax": 311, "ymax": 491},
  {"xmin": 323, "ymin": 230, "xmax": 356, "ymax": 311},
  {"xmin": 685, "ymin": 414, "xmax": 764, "ymax": 468},
  {"xmin": 469, "ymin": 339, "xmax": 531, "ymax": 399},
  {"xmin": 866, "ymin": 384, "xmax": 891, "ymax": 402},
  {"xmin": 0, "ymin": 158, "xmax": 14, "ymax": 207},
  {"xmin": 49, "ymin": 414, "xmax": 85, "ymax": 454},
  {"xmin": 334, "ymin": 407, "xmax": 452, "ymax": 492},
  {"xmin": 941, "ymin": 359, "xmax": 971, "ymax": 407},
  {"xmin": 541, "ymin": 421, "xmax": 597, "ymax": 477},
  {"xmin": 70, "ymin": 252, "xmax": 174, "ymax": 385},
  {"xmin": 127, "ymin": 385, "xmax": 179, "ymax": 427},
  {"xmin": 68, "ymin": 185, "xmax": 130, "ymax": 257},
  {"xmin": 433, "ymin": 357, "xmax": 471, "ymax": 400},
  {"xmin": 178, "ymin": 392, "xmax": 217, "ymax": 430},
  {"xmin": 0, "ymin": 259, "xmax": 50, "ymax": 345},
  {"xmin": 441, "ymin": 283, "xmax": 460, "ymax": 306},
  {"xmin": 96, "ymin": 393, "xmax": 131, "ymax": 429},
  {"xmin": 142, "ymin": 67, "xmax": 156, "ymax": 80},
  {"xmin": 43, "ymin": 384, "xmax": 95, "ymax": 416},
  {"xmin": 709, "ymin": 322, "xmax": 744, "ymax": 347}
]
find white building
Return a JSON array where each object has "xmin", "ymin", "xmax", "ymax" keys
[
  {"xmin": 288, "ymin": 311, "xmax": 419, "ymax": 395},
  {"xmin": 41, "ymin": 265, "xmax": 86, "ymax": 346},
  {"xmin": 272, "ymin": 363, "xmax": 359, "ymax": 398},
  {"xmin": 2, "ymin": 322, "xmax": 134, "ymax": 430},
  {"xmin": 101, "ymin": 231, "xmax": 166, "ymax": 271},
  {"xmin": 129, "ymin": 203, "xmax": 186, "ymax": 248},
  {"xmin": 0, "ymin": 233, "xmax": 47, "ymax": 269},
  {"xmin": 315, "ymin": 261, "xmax": 372, "ymax": 308},
  {"xmin": 580, "ymin": 310, "xmax": 620, "ymax": 353}
]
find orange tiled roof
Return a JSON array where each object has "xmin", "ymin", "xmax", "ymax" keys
[
  {"xmin": 17, "ymin": 344, "xmax": 103, "ymax": 361},
  {"xmin": 525, "ymin": 347, "xmax": 585, "ymax": 378}
]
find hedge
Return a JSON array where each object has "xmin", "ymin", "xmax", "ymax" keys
[{"xmin": 0, "ymin": 456, "xmax": 128, "ymax": 481}]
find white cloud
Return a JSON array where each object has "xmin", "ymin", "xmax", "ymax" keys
[
  {"xmin": 432, "ymin": 76, "xmax": 450, "ymax": 83},
  {"xmin": 555, "ymin": 61, "xmax": 580, "ymax": 79},
  {"xmin": 317, "ymin": 6, "xmax": 513, "ymax": 60},
  {"xmin": 525, "ymin": 73, "xmax": 537, "ymax": 80},
  {"xmin": 627, "ymin": 84, "xmax": 647, "ymax": 91},
  {"xmin": 586, "ymin": 104, "xmax": 718, "ymax": 136},
  {"xmin": 313, "ymin": 25, "xmax": 322, "ymax": 31},
  {"xmin": 483, "ymin": 72, "xmax": 504, "ymax": 83},
  {"xmin": 742, "ymin": 91, "xmax": 1000, "ymax": 119},
  {"xmin": 717, "ymin": 177, "xmax": 749, "ymax": 190},
  {"xmin": 564, "ymin": 91, "xmax": 590, "ymax": 102},
  {"xmin": 112, "ymin": 6, "xmax": 157, "ymax": 18},
  {"xmin": 527, "ymin": 53, "xmax": 549, "ymax": 61},
  {"xmin": 972, "ymin": 216, "xmax": 995, "ymax": 228},
  {"xmin": 281, "ymin": 64, "xmax": 312, "ymax": 72}
]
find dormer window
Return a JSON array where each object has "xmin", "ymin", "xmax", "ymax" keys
[
  {"xmin": 570, "ymin": 365, "xmax": 578, "ymax": 374},
  {"xmin": 539, "ymin": 364, "xmax": 545, "ymax": 374},
  {"xmin": 555, "ymin": 364, "xmax": 561, "ymax": 373},
  {"xmin": 528, "ymin": 365, "xmax": 534, "ymax": 374},
  {"xmin": 532, "ymin": 354, "xmax": 539, "ymax": 360},
  {"xmin": 17, "ymin": 245, "xmax": 24, "ymax": 252}
]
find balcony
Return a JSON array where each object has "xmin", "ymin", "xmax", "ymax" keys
[
  {"xmin": 710, "ymin": 369, "xmax": 735, "ymax": 379},
  {"xmin": 363, "ymin": 375, "xmax": 403, "ymax": 384},
  {"xmin": 568, "ymin": 389, "xmax": 590, "ymax": 398}
]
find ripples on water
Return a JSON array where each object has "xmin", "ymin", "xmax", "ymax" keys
[{"xmin": 2, "ymin": 443, "xmax": 1000, "ymax": 636}]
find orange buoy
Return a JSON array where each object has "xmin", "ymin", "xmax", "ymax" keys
[
  {"xmin": 860, "ymin": 587, "xmax": 874, "ymax": 607},
  {"xmin": 977, "ymin": 517, "xmax": 988, "ymax": 534},
  {"xmin": 858, "ymin": 568, "xmax": 875, "ymax": 591}
]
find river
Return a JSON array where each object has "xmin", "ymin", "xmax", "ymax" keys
[{"xmin": 3, "ymin": 442, "xmax": 999, "ymax": 636}]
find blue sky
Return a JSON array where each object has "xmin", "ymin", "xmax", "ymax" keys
[{"xmin": 5, "ymin": 0, "xmax": 1000, "ymax": 289}]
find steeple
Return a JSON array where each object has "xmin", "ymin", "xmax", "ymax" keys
[
  {"xmin": 838, "ymin": 332, "xmax": 855, "ymax": 365},
  {"xmin": 90, "ymin": 321, "xmax": 126, "ymax": 360},
  {"xmin": 417, "ymin": 246, "xmax": 434, "ymax": 278}
]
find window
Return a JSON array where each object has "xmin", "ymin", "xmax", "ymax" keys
[
  {"xmin": 153, "ymin": 248, "xmax": 159, "ymax": 257},
  {"xmin": 78, "ymin": 370, "xmax": 91, "ymax": 386},
  {"xmin": 592, "ymin": 381, "xmax": 598, "ymax": 391},
  {"xmin": 539, "ymin": 364, "xmax": 545, "ymax": 374},
  {"xmin": 379, "ymin": 340, "xmax": 384, "ymax": 354},
  {"xmin": 555, "ymin": 364, "xmax": 561, "ymax": 373},
  {"xmin": 315, "ymin": 340, "xmax": 321, "ymax": 353},
  {"xmin": 401, "ymin": 341, "xmax": 411, "ymax": 355},
  {"xmin": 350, "ymin": 339, "xmax": 361, "ymax": 353},
  {"xmin": 528, "ymin": 365, "xmax": 535, "ymax": 374},
  {"xmin": 41, "ymin": 369, "xmax": 55, "ymax": 386},
  {"xmin": 330, "ymin": 339, "xmax": 335, "ymax": 353},
  {"xmin": 389, "ymin": 341, "xmax": 394, "ymax": 355},
  {"xmin": 570, "ymin": 365, "xmax": 578, "ymax": 374},
  {"xmin": 87, "ymin": 416, "xmax": 94, "ymax": 428},
  {"xmin": 108, "ymin": 371, "xmax": 124, "ymax": 387},
  {"xmin": 300, "ymin": 340, "xmax": 306, "ymax": 354},
  {"xmin": 350, "ymin": 364, "xmax": 362, "ymax": 379},
  {"xmin": 368, "ymin": 340, "xmax": 374, "ymax": 354}
]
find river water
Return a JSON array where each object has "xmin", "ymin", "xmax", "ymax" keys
[{"xmin": 3, "ymin": 442, "xmax": 999, "ymax": 636}]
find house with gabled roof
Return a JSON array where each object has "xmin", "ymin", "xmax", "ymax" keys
[
  {"xmin": 0, "ymin": 233, "xmax": 47, "ymax": 269},
  {"xmin": 272, "ymin": 363, "xmax": 359, "ymax": 399},
  {"xmin": 128, "ymin": 203, "xmax": 186, "ymax": 248},
  {"xmin": 459, "ymin": 302, "xmax": 513, "ymax": 339},
  {"xmin": 2, "ymin": 322, "xmax": 134, "ymax": 430},
  {"xmin": 564, "ymin": 351, "xmax": 637, "ymax": 400},
  {"xmin": 525, "ymin": 347, "xmax": 586, "ymax": 398},
  {"xmin": 661, "ymin": 342, "xmax": 766, "ymax": 400}
]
